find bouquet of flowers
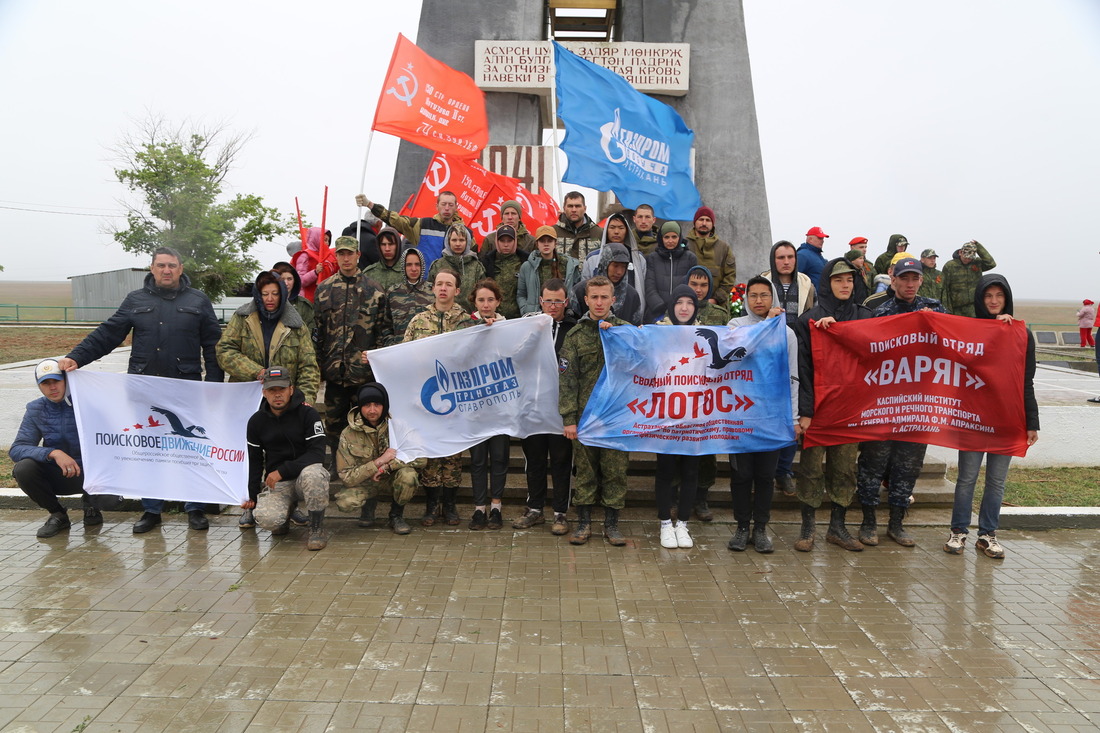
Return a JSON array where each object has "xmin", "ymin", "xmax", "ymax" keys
[{"xmin": 728, "ymin": 283, "xmax": 747, "ymax": 317}]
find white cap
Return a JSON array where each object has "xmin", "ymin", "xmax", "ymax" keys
[{"xmin": 35, "ymin": 359, "xmax": 64, "ymax": 384}]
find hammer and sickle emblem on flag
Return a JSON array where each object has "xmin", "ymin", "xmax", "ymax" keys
[
  {"xmin": 386, "ymin": 63, "xmax": 419, "ymax": 107},
  {"xmin": 424, "ymin": 156, "xmax": 451, "ymax": 197}
]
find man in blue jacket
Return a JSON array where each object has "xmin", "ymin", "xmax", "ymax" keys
[
  {"xmin": 58, "ymin": 246, "xmax": 225, "ymax": 533},
  {"xmin": 10, "ymin": 359, "xmax": 102, "ymax": 538}
]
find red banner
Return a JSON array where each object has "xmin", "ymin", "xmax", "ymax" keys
[
  {"xmin": 372, "ymin": 34, "xmax": 489, "ymax": 158},
  {"xmin": 803, "ymin": 311, "xmax": 1030, "ymax": 456},
  {"xmin": 400, "ymin": 153, "xmax": 560, "ymax": 236}
]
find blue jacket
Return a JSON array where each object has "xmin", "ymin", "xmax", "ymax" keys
[
  {"xmin": 9, "ymin": 395, "xmax": 81, "ymax": 466},
  {"xmin": 795, "ymin": 243, "xmax": 828, "ymax": 289},
  {"xmin": 67, "ymin": 273, "xmax": 224, "ymax": 381}
]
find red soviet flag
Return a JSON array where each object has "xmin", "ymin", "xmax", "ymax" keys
[
  {"xmin": 399, "ymin": 153, "xmax": 497, "ymax": 221},
  {"xmin": 803, "ymin": 311, "xmax": 1030, "ymax": 456},
  {"xmin": 373, "ymin": 35, "xmax": 489, "ymax": 159}
]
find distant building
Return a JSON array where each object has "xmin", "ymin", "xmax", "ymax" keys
[{"xmin": 69, "ymin": 268, "xmax": 146, "ymax": 321}]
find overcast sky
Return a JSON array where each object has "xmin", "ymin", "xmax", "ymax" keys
[{"xmin": 1, "ymin": 0, "xmax": 1097, "ymax": 302}]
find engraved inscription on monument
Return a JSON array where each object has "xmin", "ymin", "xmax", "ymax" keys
[{"xmin": 475, "ymin": 41, "xmax": 690, "ymax": 96}]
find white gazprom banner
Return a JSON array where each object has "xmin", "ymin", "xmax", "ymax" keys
[
  {"xmin": 369, "ymin": 315, "xmax": 565, "ymax": 462},
  {"xmin": 69, "ymin": 371, "xmax": 262, "ymax": 505}
]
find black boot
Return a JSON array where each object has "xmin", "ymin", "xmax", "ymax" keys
[
  {"xmin": 858, "ymin": 503, "xmax": 879, "ymax": 546},
  {"xmin": 887, "ymin": 505, "xmax": 915, "ymax": 547},
  {"xmin": 307, "ymin": 510, "xmax": 327, "ymax": 551},
  {"xmin": 603, "ymin": 507, "xmax": 626, "ymax": 546},
  {"xmin": 82, "ymin": 495, "xmax": 103, "ymax": 527},
  {"xmin": 420, "ymin": 487, "xmax": 440, "ymax": 527},
  {"xmin": 358, "ymin": 497, "xmax": 378, "ymax": 528},
  {"xmin": 727, "ymin": 523, "xmax": 750, "ymax": 551},
  {"xmin": 826, "ymin": 504, "xmax": 863, "ymax": 551},
  {"xmin": 442, "ymin": 487, "xmax": 460, "ymax": 525},
  {"xmin": 752, "ymin": 523, "xmax": 773, "ymax": 553},
  {"xmin": 793, "ymin": 504, "xmax": 815, "ymax": 552},
  {"xmin": 570, "ymin": 506, "xmax": 592, "ymax": 545},
  {"xmin": 694, "ymin": 486, "xmax": 713, "ymax": 522},
  {"xmin": 389, "ymin": 502, "xmax": 411, "ymax": 535}
]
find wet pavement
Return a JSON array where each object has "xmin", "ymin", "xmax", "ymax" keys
[{"xmin": 2, "ymin": 509, "xmax": 1099, "ymax": 732}]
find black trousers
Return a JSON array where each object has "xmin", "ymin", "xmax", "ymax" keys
[
  {"xmin": 13, "ymin": 458, "xmax": 89, "ymax": 514},
  {"xmin": 470, "ymin": 435, "xmax": 511, "ymax": 506},
  {"xmin": 655, "ymin": 454, "xmax": 699, "ymax": 521},
  {"xmin": 521, "ymin": 433, "xmax": 572, "ymax": 514},
  {"xmin": 730, "ymin": 450, "xmax": 779, "ymax": 526}
]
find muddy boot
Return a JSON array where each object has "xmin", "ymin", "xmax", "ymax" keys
[
  {"xmin": 389, "ymin": 502, "xmax": 411, "ymax": 535},
  {"xmin": 570, "ymin": 505, "xmax": 592, "ymax": 545},
  {"xmin": 887, "ymin": 505, "xmax": 915, "ymax": 547},
  {"xmin": 441, "ymin": 487, "xmax": 461, "ymax": 525},
  {"xmin": 306, "ymin": 510, "xmax": 327, "ymax": 551},
  {"xmin": 793, "ymin": 504, "xmax": 816, "ymax": 552},
  {"xmin": 603, "ymin": 507, "xmax": 627, "ymax": 546},
  {"xmin": 357, "ymin": 498, "xmax": 378, "ymax": 529},
  {"xmin": 858, "ymin": 503, "xmax": 879, "ymax": 546},
  {"xmin": 694, "ymin": 486, "xmax": 713, "ymax": 522},
  {"xmin": 420, "ymin": 487, "xmax": 440, "ymax": 527},
  {"xmin": 826, "ymin": 503, "xmax": 863, "ymax": 551},
  {"xmin": 752, "ymin": 523, "xmax": 773, "ymax": 553},
  {"xmin": 727, "ymin": 523, "xmax": 750, "ymax": 551}
]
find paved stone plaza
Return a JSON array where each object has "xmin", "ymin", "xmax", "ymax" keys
[{"xmin": 1, "ymin": 509, "xmax": 1098, "ymax": 732}]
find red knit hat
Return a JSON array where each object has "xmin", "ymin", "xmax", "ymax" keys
[
  {"xmin": 806, "ymin": 226, "xmax": 829, "ymax": 238},
  {"xmin": 693, "ymin": 206, "xmax": 716, "ymax": 224}
]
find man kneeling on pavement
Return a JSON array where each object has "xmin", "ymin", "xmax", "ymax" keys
[
  {"xmin": 10, "ymin": 359, "xmax": 103, "ymax": 538},
  {"xmin": 335, "ymin": 383, "xmax": 425, "ymax": 535},
  {"xmin": 243, "ymin": 366, "xmax": 330, "ymax": 550}
]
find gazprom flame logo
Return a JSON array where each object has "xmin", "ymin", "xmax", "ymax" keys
[
  {"xmin": 420, "ymin": 357, "xmax": 520, "ymax": 416},
  {"xmin": 599, "ymin": 108, "xmax": 671, "ymax": 178},
  {"xmin": 420, "ymin": 360, "xmax": 457, "ymax": 416}
]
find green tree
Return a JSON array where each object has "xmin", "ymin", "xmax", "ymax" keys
[{"xmin": 112, "ymin": 119, "xmax": 292, "ymax": 299}]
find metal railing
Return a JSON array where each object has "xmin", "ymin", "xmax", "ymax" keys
[{"xmin": 0, "ymin": 304, "xmax": 238, "ymax": 323}]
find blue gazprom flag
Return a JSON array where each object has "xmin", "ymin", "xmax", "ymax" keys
[
  {"xmin": 553, "ymin": 41, "xmax": 702, "ymax": 220},
  {"xmin": 578, "ymin": 318, "xmax": 794, "ymax": 455}
]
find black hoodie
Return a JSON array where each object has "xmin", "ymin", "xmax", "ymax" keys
[
  {"xmin": 663, "ymin": 283, "xmax": 699, "ymax": 325},
  {"xmin": 245, "ymin": 388, "xmax": 326, "ymax": 501},
  {"xmin": 974, "ymin": 274, "xmax": 1039, "ymax": 431},
  {"xmin": 795, "ymin": 258, "xmax": 874, "ymax": 417}
]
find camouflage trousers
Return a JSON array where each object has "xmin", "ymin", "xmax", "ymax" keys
[
  {"xmin": 334, "ymin": 466, "xmax": 420, "ymax": 512},
  {"xmin": 572, "ymin": 442, "xmax": 629, "ymax": 510},
  {"xmin": 856, "ymin": 440, "xmax": 928, "ymax": 508},
  {"xmin": 323, "ymin": 382, "xmax": 359, "ymax": 449},
  {"xmin": 795, "ymin": 443, "xmax": 858, "ymax": 509},
  {"xmin": 421, "ymin": 453, "xmax": 462, "ymax": 489},
  {"xmin": 255, "ymin": 464, "xmax": 329, "ymax": 530}
]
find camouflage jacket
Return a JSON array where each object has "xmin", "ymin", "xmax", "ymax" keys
[
  {"xmin": 336, "ymin": 409, "xmax": 425, "ymax": 487},
  {"xmin": 427, "ymin": 252, "xmax": 486, "ymax": 313},
  {"xmin": 481, "ymin": 249, "xmax": 529, "ymax": 320},
  {"xmin": 634, "ymin": 228, "xmax": 660, "ymax": 257},
  {"xmin": 940, "ymin": 242, "xmax": 996, "ymax": 317},
  {"xmin": 559, "ymin": 313, "xmax": 629, "ymax": 425},
  {"xmin": 403, "ymin": 302, "xmax": 472, "ymax": 342},
  {"xmin": 381, "ymin": 280, "xmax": 434, "ymax": 346},
  {"xmin": 918, "ymin": 266, "xmax": 944, "ymax": 301},
  {"xmin": 363, "ymin": 258, "xmax": 405, "ymax": 292},
  {"xmin": 697, "ymin": 302, "xmax": 730, "ymax": 326},
  {"xmin": 216, "ymin": 304, "xmax": 320, "ymax": 402},
  {"xmin": 314, "ymin": 270, "xmax": 386, "ymax": 386}
]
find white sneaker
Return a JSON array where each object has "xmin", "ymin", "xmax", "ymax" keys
[
  {"xmin": 659, "ymin": 522, "xmax": 677, "ymax": 549},
  {"xmin": 976, "ymin": 533, "xmax": 1005, "ymax": 559},
  {"xmin": 944, "ymin": 532, "xmax": 967, "ymax": 555},
  {"xmin": 674, "ymin": 521, "xmax": 693, "ymax": 549}
]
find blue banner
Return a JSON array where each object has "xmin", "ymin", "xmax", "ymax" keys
[
  {"xmin": 578, "ymin": 318, "xmax": 794, "ymax": 455},
  {"xmin": 553, "ymin": 42, "xmax": 702, "ymax": 220}
]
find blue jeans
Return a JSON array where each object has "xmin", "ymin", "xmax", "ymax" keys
[
  {"xmin": 951, "ymin": 451, "xmax": 1012, "ymax": 536},
  {"xmin": 774, "ymin": 442, "xmax": 796, "ymax": 478}
]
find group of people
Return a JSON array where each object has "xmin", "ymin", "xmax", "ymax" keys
[{"xmin": 11, "ymin": 190, "xmax": 1040, "ymax": 559}]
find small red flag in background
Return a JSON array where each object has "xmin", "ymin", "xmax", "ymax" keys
[
  {"xmin": 372, "ymin": 34, "xmax": 489, "ymax": 159},
  {"xmin": 803, "ymin": 311, "xmax": 1030, "ymax": 456}
]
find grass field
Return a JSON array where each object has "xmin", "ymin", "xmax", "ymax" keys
[{"xmin": 0, "ymin": 281, "xmax": 72, "ymax": 307}]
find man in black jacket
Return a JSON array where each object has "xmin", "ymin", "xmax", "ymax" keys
[
  {"xmin": 58, "ymin": 246, "xmax": 224, "ymax": 534},
  {"xmin": 245, "ymin": 366, "xmax": 330, "ymax": 550}
]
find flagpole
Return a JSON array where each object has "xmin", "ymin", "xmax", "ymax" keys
[
  {"xmin": 356, "ymin": 129, "xmax": 376, "ymax": 243},
  {"xmin": 547, "ymin": 38, "xmax": 563, "ymax": 206}
]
